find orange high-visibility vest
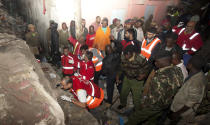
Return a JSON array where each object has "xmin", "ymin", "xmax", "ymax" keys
[
  {"xmin": 89, "ymin": 48, "xmax": 104, "ymax": 72},
  {"xmin": 141, "ymin": 38, "xmax": 161, "ymax": 60}
]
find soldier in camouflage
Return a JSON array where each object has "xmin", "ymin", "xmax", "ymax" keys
[
  {"xmin": 116, "ymin": 45, "xmax": 152, "ymax": 111},
  {"xmin": 125, "ymin": 50, "xmax": 184, "ymax": 125}
]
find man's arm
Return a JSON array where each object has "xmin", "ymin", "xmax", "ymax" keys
[{"xmin": 72, "ymin": 99, "xmax": 87, "ymax": 108}]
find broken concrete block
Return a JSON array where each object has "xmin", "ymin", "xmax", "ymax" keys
[{"xmin": 0, "ymin": 33, "xmax": 99, "ymax": 125}]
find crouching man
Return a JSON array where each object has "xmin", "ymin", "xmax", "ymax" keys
[{"xmin": 60, "ymin": 75, "xmax": 104, "ymax": 109}]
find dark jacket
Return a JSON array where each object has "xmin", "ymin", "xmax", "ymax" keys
[{"xmin": 102, "ymin": 52, "xmax": 121, "ymax": 77}]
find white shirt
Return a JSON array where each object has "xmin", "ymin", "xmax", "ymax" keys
[
  {"xmin": 77, "ymin": 89, "xmax": 87, "ymax": 103},
  {"xmin": 176, "ymin": 61, "xmax": 188, "ymax": 80},
  {"xmin": 135, "ymin": 27, "xmax": 144, "ymax": 42}
]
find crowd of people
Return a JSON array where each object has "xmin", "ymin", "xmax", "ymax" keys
[{"xmin": 24, "ymin": 11, "xmax": 210, "ymax": 124}]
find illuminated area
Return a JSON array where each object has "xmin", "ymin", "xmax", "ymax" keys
[{"xmin": 53, "ymin": 0, "xmax": 75, "ymax": 27}]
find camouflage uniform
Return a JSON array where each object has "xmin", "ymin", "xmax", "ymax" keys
[
  {"xmin": 25, "ymin": 31, "xmax": 40, "ymax": 55},
  {"xmin": 125, "ymin": 65, "xmax": 184, "ymax": 125},
  {"xmin": 119, "ymin": 53, "xmax": 151, "ymax": 111}
]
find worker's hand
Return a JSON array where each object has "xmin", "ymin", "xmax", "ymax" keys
[
  {"xmin": 74, "ymin": 72, "xmax": 79, "ymax": 76},
  {"xmin": 69, "ymin": 59, "xmax": 74, "ymax": 64},
  {"xmin": 60, "ymin": 95, "xmax": 73, "ymax": 102},
  {"xmin": 116, "ymin": 75, "xmax": 122, "ymax": 85},
  {"xmin": 137, "ymin": 74, "xmax": 146, "ymax": 81}
]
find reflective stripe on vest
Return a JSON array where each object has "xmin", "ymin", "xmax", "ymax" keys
[
  {"xmin": 191, "ymin": 47, "xmax": 197, "ymax": 52},
  {"xmin": 178, "ymin": 28, "xmax": 185, "ymax": 35},
  {"xmin": 63, "ymin": 67, "xmax": 74, "ymax": 69},
  {"xmin": 73, "ymin": 42, "xmax": 79, "ymax": 55},
  {"xmin": 141, "ymin": 38, "xmax": 160, "ymax": 59},
  {"xmin": 92, "ymin": 56, "xmax": 99, "ymax": 64},
  {"xmin": 189, "ymin": 33, "xmax": 199, "ymax": 40},
  {"xmin": 172, "ymin": 29, "xmax": 176, "ymax": 32},
  {"xmin": 95, "ymin": 61, "xmax": 103, "ymax": 71},
  {"xmin": 182, "ymin": 44, "xmax": 190, "ymax": 50}
]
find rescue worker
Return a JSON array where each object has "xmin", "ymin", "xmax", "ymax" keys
[
  {"xmin": 172, "ymin": 21, "xmax": 203, "ymax": 65},
  {"xmin": 140, "ymin": 27, "xmax": 161, "ymax": 62},
  {"xmin": 76, "ymin": 51, "xmax": 95, "ymax": 82},
  {"xmin": 125, "ymin": 50, "xmax": 183, "ymax": 125},
  {"xmin": 25, "ymin": 24, "xmax": 41, "ymax": 56},
  {"xmin": 86, "ymin": 25, "xmax": 96, "ymax": 48},
  {"xmin": 116, "ymin": 45, "xmax": 152, "ymax": 111},
  {"xmin": 80, "ymin": 45, "xmax": 104, "ymax": 85},
  {"xmin": 69, "ymin": 35, "xmax": 85, "ymax": 56},
  {"xmin": 60, "ymin": 75, "xmax": 104, "ymax": 109},
  {"xmin": 61, "ymin": 47, "xmax": 77, "ymax": 77}
]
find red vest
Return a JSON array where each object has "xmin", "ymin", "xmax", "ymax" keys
[
  {"xmin": 68, "ymin": 36, "xmax": 82, "ymax": 56},
  {"xmin": 175, "ymin": 27, "xmax": 203, "ymax": 55},
  {"xmin": 79, "ymin": 60, "xmax": 95, "ymax": 81},
  {"xmin": 121, "ymin": 40, "xmax": 135, "ymax": 50},
  {"xmin": 61, "ymin": 53, "xmax": 77, "ymax": 75},
  {"xmin": 86, "ymin": 33, "xmax": 96, "ymax": 48},
  {"xmin": 71, "ymin": 76, "xmax": 101, "ymax": 99}
]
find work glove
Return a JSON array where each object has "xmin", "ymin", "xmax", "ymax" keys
[
  {"xmin": 69, "ymin": 59, "xmax": 74, "ymax": 64},
  {"xmin": 60, "ymin": 95, "xmax": 73, "ymax": 102}
]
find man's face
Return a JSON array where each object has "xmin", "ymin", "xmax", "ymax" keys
[
  {"xmin": 63, "ymin": 49, "xmax": 69, "ymax": 56},
  {"xmin": 96, "ymin": 17, "xmax": 101, "ymax": 23},
  {"xmin": 61, "ymin": 79, "xmax": 72, "ymax": 90},
  {"xmin": 125, "ymin": 31, "xmax": 130, "ymax": 39},
  {"xmin": 125, "ymin": 23, "xmax": 132, "ymax": 30},
  {"xmin": 30, "ymin": 27, "xmax": 35, "ymax": 32},
  {"xmin": 105, "ymin": 46, "xmax": 112, "ymax": 55},
  {"xmin": 125, "ymin": 52, "xmax": 132, "ymax": 60},
  {"xmin": 186, "ymin": 62, "xmax": 192, "ymax": 71},
  {"xmin": 116, "ymin": 20, "xmax": 121, "ymax": 27},
  {"xmin": 102, "ymin": 21, "xmax": 108, "ymax": 28},
  {"xmin": 163, "ymin": 22, "xmax": 170, "ymax": 30},
  {"xmin": 62, "ymin": 23, "xmax": 67, "ymax": 30},
  {"xmin": 82, "ymin": 20, "xmax": 86, "ymax": 27},
  {"xmin": 135, "ymin": 22, "xmax": 142, "ymax": 28},
  {"xmin": 81, "ymin": 50, "xmax": 86, "ymax": 56},
  {"xmin": 89, "ymin": 26, "xmax": 94, "ymax": 33},
  {"xmin": 84, "ymin": 54, "xmax": 89, "ymax": 62},
  {"xmin": 154, "ymin": 59, "xmax": 161, "ymax": 68},
  {"xmin": 146, "ymin": 32, "xmax": 156, "ymax": 40},
  {"xmin": 171, "ymin": 54, "xmax": 178, "ymax": 65},
  {"xmin": 185, "ymin": 22, "xmax": 195, "ymax": 33},
  {"xmin": 166, "ymin": 38, "xmax": 175, "ymax": 48}
]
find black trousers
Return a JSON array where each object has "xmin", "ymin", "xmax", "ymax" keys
[
  {"xmin": 106, "ymin": 75, "xmax": 116, "ymax": 104},
  {"xmin": 94, "ymin": 71, "xmax": 101, "ymax": 85}
]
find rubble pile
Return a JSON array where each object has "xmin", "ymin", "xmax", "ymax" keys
[{"xmin": 0, "ymin": 33, "xmax": 99, "ymax": 125}]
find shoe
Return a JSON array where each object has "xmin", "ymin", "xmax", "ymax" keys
[{"xmin": 117, "ymin": 105, "xmax": 125, "ymax": 110}]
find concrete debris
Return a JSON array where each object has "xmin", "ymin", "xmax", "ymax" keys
[{"xmin": 0, "ymin": 33, "xmax": 99, "ymax": 125}]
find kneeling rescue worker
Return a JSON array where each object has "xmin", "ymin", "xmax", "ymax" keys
[{"xmin": 60, "ymin": 75, "xmax": 104, "ymax": 109}]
